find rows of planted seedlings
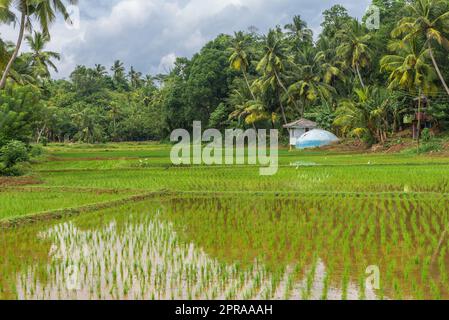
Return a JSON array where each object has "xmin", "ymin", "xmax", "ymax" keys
[
  {"xmin": 0, "ymin": 224, "xmax": 53, "ymax": 300},
  {"xmin": 3, "ymin": 191, "xmax": 449, "ymax": 300},
  {"xmin": 160, "ymin": 193, "xmax": 449, "ymax": 300},
  {"xmin": 39, "ymin": 163, "xmax": 449, "ymax": 194},
  {"xmin": 8, "ymin": 207, "xmax": 363, "ymax": 300}
]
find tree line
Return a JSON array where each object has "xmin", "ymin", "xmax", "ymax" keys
[{"xmin": 1, "ymin": 0, "xmax": 449, "ymax": 150}]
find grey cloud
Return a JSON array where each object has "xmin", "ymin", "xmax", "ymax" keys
[{"xmin": 1, "ymin": 0, "xmax": 372, "ymax": 78}]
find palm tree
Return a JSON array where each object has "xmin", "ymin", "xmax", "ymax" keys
[
  {"xmin": 0, "ymin": 37, "xmax": 13, "ymax": 71},
  {"xmin": 380, "ymin": 40, "xmax": 437, "ymax": 95},
  {"xmin": 144, "ymin": 74, "xmax": 154, "ymax": 86},
  {"xmin": 0, "ymin": 37, "xmax": 34, "ymax": 85},
  {"xmin": 316, "ymin": 35, "xmax": 344, "ymax": 85},
  {"xmin": 227, "ymin": 79, "xmax": 276, "ymax": 128},
  {"xmin": 229, "ymin": 97, "xmax": 272, "ymax": 127},
  {"xmin": 108, "ymin": 102, "xmax": 122, "ymax": 140},
  {"xmin": 0, "ymin": 0, "xmax": 78, "ymax": 89},
  {"xmin": 128, "ymin": 66, "xmax": 142, "ymax": 89},
  {"xmin": 381, "ymin": 39, "xmax": 438, "ymax": 148},
  {"xmin": 94, "ymin": 64, "xmax": 107, "ymax": 77},
  {"xmin": 336, "ymin": 20, "xmax": 372, "ymax": 88},
  {"xmin": 25, "ymin": 31, "xmax": 60, "ymax": 80},
  {"xmin": 334, "ymin": 86, "xmax": 392, "ymax": 143},
  {"xmin": 111, "ymin": 59, "xmax": 127, "ymax": 86},
  {"xmin": 228, "ymin": 31, "xmax": 256, "ymax": 100},
  {"xmin": 288, "ymin": 47, "xmax": 336, "ymax": 116},
  {"xmin": 316, "ymin": 35, "xmax": 348, "ymax": 98},
  {"xmin": 284, "ymin": 15, "xmax": 313, "ymax": 50},
  {"xmin": 111, "ymin": 60, "xmax": 125, "ymax": 78},
  {"xmin": 7, "ymin": 53, "xmax": 35, "ymax": 85},
  {"xmin": 392, "ymin": 0, "xmax": 449, "ymax": 96},
  {"xmin": 256, "ymin": 29, "xmax": 297, "ymax": 124}
]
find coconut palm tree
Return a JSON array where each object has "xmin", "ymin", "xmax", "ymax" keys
[
  {"xmin": 334, "ymin": 86, "xmax": 392, "ymax": 143},
  {"xmin": 229, "ymin": 97, "xmax": 272, "ymax": 127},
  {"xmin": 94, "ymin": 64, "xmax": 107, "ymax": 77},
  {"xmin": 128, "ymin": 66, "xmax": 142, "ymax": 89},
  {"xmin": 0, "ymin": 0, "xmax": 78, "ymax": 89},
  {"xmin": 336, "ymin": 20, "xmax": 372, "ymax": 89},
  {"xmin": 381, "ymin": 39, "xmax": 438, "ymax": 149},
  {"xmin": 25, "ymin": 31, "xmax": 60, "ymax": 80},
  {"xmin": 0, "ymin": 37, "xmax": 34, "ymax": 85},
  {"xmin": 392, "ymin": 0, "xmax": 449, "ymax": 96},
  {"xmin": 7, "ymin": 53, "xmax": 35, "ymax": 85},
  {"xmin": 284, "ymin": 15, "xmax": 313, "ymax": 50},
  {"xmin": 111, "ymin": 60, "xmax": 129, "ymax": 90},
  {"xmin": 108, "ymin": 101, "xmax": 122, "ymax": 140},
  {"xmin": 288, "ymin": 47, "xmax": 336, "ymax": 117},
  {"xmin": 256, "ymin": 29, "xmax": 298, "ymax": 124},
  {"xmin": 380, "ymin": 40, "xmax": 437, "ymax": 95},
  {"xmin": 228, "ymin": 31, "xmax": 256, "ymax": 100},
  {"xmin": 111, "ymin": 60, "xmax": 125, "ymax": 80},
  {"xmin": 0, "ymin": 37, "xmax": 13, "ymax": 71},
  {"xmin": 316, "ymin": 35, "xmax": 344, "ymax": 85}
]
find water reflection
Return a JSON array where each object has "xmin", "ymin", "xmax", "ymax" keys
[{"xmin": 15, "ymin": 212, "xmax": 378, "ymax": 300}]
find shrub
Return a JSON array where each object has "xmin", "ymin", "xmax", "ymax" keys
[
  {"xmin": 401, "ymin": 141, "xmax": 442, "ymax": 155},
  {"xmin": 0, "ymin": 140, "xmax": 29, "ymax": 168},
  {"xmin": 314, "ymin": 107, "xmax": 335, "ymax": 131},
  {"xmin": 0, "ymin": 85, "xmax": 43, "ymax": 144},
  {"xmin": 418, "ymin": 142, "xmax": 442, "ymax": 153},
  {"xmin": 0, "ymin": 162, "xmax": 30, "ymax": 176},
  {"xmin": 30, "ymin": 144, "xmax": 45, "ymax": 158}
]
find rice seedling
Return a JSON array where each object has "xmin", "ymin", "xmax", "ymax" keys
[{"xmin": 2, "ymin": 144, "xmax": 449, "ymax": 300}]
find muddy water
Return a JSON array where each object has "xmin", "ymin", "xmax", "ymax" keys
[{"xmin": 1, "ymin": 201, "xmax": 380, "ymax": 300}]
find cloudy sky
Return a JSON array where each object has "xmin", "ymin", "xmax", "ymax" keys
[{"xmin": 0, "ymin": 0, "xmax": 371, "ymax": 79}]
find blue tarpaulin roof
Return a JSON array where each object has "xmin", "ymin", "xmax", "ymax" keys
[{"xmin": 296, "ymin": 129, "xmax": 339, "ymax": 149}]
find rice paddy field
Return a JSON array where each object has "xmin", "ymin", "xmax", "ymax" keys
[{"xmin": 2, "ymin": 142, "xmax": 449, "ymax": 300}]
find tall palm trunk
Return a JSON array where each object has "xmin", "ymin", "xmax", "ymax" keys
[
  {"xmin": 0, "ymin": 12, "xmax": 26, "ymax": 90},
  {"xmin": 355, "ymin": 63, "xmax": 365, "ymax": 89},
  {"xmin": 428, "ymin": 43, "xmax": 449, "ymax": 96},
  {"xmin": 278, "ymin": 95, "xmax": 287, "ymax": 125},
  {"xmin": 301, "ymin": 97, "xmax": 306, "ymax": 118},
  {"xmin": 417, "ymin": 89, "xmax": 422, "ymax": 154},
  {"xmin": 242, "ymin": 71, "xmax": 256, "ymax": 101},
  {"xmin": 274, "ymin": 69, "xmax": 298, "ymax": 124}
]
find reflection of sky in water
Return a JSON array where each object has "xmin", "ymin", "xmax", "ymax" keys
[{"xmin": 16, "ymin": 213, "xmax": 379, "ymax": 300}]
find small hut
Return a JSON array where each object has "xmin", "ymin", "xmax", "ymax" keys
[{"xmin": 283, "ymin": 118, "xmax": 317, "ymax": 147}]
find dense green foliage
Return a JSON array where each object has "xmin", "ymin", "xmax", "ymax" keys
[
  {"xmin": 0, "ymin": 0, "xmax": 449, "ymax": 166},
  {"xmin": 0, "ymin": 140, "xmax": 29, "ymax": 175}
]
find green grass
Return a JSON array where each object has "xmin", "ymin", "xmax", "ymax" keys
[
  {"xmin": 0, "ymin": 189, "xmax": 135, "ymax": 221},
  {"xmin": 44, "ymin": 142, "xmax": 170, "ymax": 160},
  {"xmin": 37, "ymin": 164, "xmax": 449, "ymax": 193},
  {"xmin": 5, "ymin": 143, "xmax": 449, "ymax": 220},
  {"xmin": 33, "ymin": 142, "xmax": 449, "ymax": 172}
]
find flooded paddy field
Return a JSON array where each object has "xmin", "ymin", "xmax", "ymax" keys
[
  {"xmin": 2, "ymin": 194, "xmax": 449, "ymax": 300},
  {"xmin": 2, "ymin": 143, "xmax": 449, "ymax": 300}
]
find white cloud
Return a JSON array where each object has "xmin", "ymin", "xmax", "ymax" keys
[
  {"xmin": 0, "ymin": 0, "xmax": 371, "ymax": 79},
  {"xmin": 158, "ymin": 53, "xmax": 177, "ymax": 73}
]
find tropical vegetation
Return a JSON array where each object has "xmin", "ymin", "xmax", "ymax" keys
[{"xmin": 1, "ymin": 0, "xmax": 449, "ymax": 172}]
